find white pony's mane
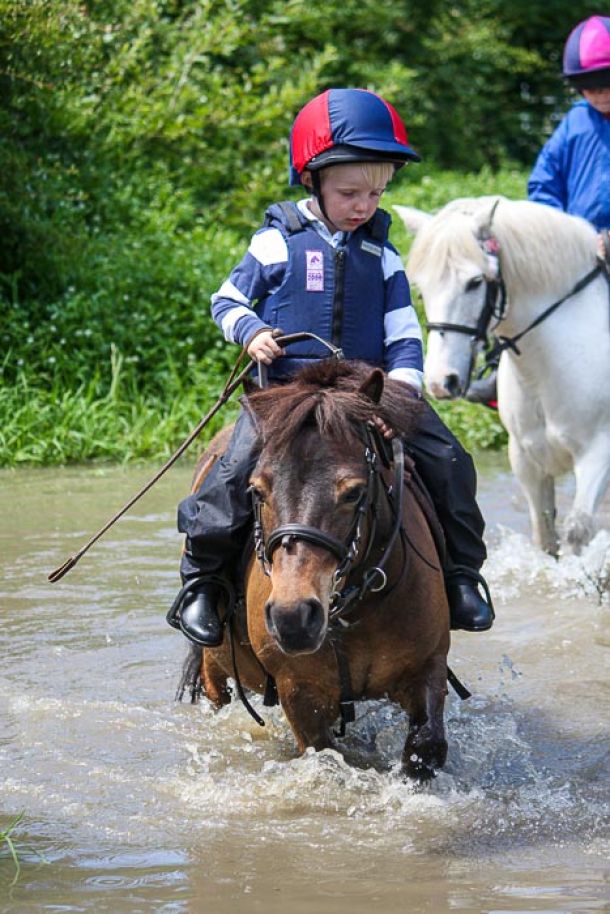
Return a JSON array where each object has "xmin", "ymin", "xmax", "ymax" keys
[{"xmin": 407, "ymin": 195, "xmax": 597, "ymax": 301}]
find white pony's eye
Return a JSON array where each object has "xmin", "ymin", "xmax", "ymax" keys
[{"xmin": 465, "ymin": 276, "xmax": 484, "ymax": 293}]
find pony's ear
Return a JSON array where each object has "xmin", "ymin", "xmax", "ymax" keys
[
  {"xmin": 472, "ymin": 196, "xmax": 504, "ymax": 241},
  {"xmin": 392, "ymin": 204, "xmax": 433, "ymax": 235},
  {"xmin": 359, "ymin": 369, "xmax": 384, "ymax": 404}
]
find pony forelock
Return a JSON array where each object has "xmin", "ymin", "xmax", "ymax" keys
[{"xmin": 246, "ymin": 360, "xmax": 423, "ymax": 457}]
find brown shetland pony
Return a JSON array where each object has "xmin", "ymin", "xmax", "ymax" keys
[{"xmin": 179, "ymin": 360, "xmax": 450, "ymax": 780}]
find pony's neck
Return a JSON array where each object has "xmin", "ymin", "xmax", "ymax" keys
[{"xmin": 497, "ymin": 202, "xmax": 596, "ymax": 304}]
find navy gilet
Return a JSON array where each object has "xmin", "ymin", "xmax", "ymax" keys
[{"xmin": 254, "ymin": 201, "xmax": 391, "ymax": 380}]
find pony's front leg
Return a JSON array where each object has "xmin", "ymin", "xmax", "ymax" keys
[
  {"xmin": 397, "ymin": 654, "xmax": 448, "ymax": 781},
  {"xmin": 565, "ymin": 436, "xmax": 610, "ymax": 553},
  {"xmin": 201, "ymin": 649, "xmax": 233, "ymax": 708},
  {"xmin": 275, "ymin": 676, "xmax": 338, "ymax": 754},
  {"xmin": 175, "ymin": 643, "xmax": 231, "ymax": 706},
  {"xmin": 509, "ymin": 437, "xmax": 559, "ymax": 556}
]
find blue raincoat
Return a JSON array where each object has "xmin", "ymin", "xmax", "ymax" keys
[{"xmin": 528, "ymin": 100, "xmax": 610, "ymax": 230}]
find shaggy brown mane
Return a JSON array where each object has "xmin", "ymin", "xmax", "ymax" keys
[{"xmin": 246, "ymin": 360, "xmax": 423, "ymax": 456}]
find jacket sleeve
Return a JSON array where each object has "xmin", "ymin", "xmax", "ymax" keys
[
  {"xmin": 527, "ymin": 120, "xmax": 568, "ymax": 211},
  {"xmin": 210, "ymin": 227, "xmax": 288, "ymax": 346},
  {"xmin": 382, "ymin": 244, "xmax": 424, "ymax": 390}
]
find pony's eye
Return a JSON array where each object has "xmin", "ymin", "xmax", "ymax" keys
[
  {"xmin": 340, "ymin": 486, "xmax": 365, "ymax": 505},
  {"xmin": 465, "ymin": 276, "xmax": 484, "ymax": 292}
]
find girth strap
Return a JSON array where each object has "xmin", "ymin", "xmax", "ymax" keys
[{"xmin": 447, "ymin": 666, "xmax": 472, "ymax": 701}]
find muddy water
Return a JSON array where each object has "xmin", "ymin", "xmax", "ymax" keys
[{"xmin": 1, "ymin": 455, "xmax": 608, "ymax": 913}]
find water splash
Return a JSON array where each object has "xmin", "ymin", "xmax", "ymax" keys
[{"xmin": 485, "ymin": 528, "xmax": 610, "ymax": 605}]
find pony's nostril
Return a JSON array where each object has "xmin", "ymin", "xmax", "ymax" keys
[
  {"xmin": 444, "ymin": 373, "xmax": 462, "ymax": 398},
  {"xmin": 301, "ymin": 598, "xmax": 323, "ymax": 633}
]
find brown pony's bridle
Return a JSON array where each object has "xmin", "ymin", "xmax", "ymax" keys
[{"xmin": 251, "ymin": 427, "xmax": 406, "ymax": 621}]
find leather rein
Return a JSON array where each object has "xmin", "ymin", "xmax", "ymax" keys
[{"xmin": 48, "ymin": 330, "xmax": 343, "ymax": 583}]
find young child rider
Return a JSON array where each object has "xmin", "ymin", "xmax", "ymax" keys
[
  {"xmin": 169, "ymin": 88, "xmax": 494, "ymax": 646},
  {"xmin": 468, "ymin": 15, "xmax": 610, "ymax": 404}
]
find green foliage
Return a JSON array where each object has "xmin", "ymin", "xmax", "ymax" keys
[
  {"xmin": 431, "ymin": 400, "xmax": 507, "ymax": 452},
  {"xmin": 385, "ymin": 165, "xmax": 528, "ymax": 253},
  {"xmin": 0, "ymin": 811, "xmax": 49, "ymax": 886},
  {"xmin": 0, "ymin": 166, "xmax": 520, "ymax": 467},
  {"xmin": 0, "ymin": 0, "xmax": 592, "ymax": 464},
  {"xmin": 0, "ymin": 358, "xmax": 240, "ymax": 466},
  {"xmin": 0, "ymin": 812, "xmax": 24, "ymax": 886}
]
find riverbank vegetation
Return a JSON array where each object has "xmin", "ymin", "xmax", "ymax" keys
[{"xmin": 0, "ymin": 0, "xmax": 599, "ymax": 466}]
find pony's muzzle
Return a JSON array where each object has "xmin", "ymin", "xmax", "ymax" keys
[
  {"xmin": 429, "ymin": 371, "xmax": 464, "ymax": 399},
  {"xmin": 264, "ymin": 596, "xmax": 326, "ymax": 655}
]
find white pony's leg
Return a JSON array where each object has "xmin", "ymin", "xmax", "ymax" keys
[
  {"xmin": 508, "ymin": 436, "xmax": 559, "ymax": 556},
  {"xmin": 565, "ymin": 436, "xmax": 610, "ymax": 554}
]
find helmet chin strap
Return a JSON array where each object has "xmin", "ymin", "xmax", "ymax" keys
[{"xmin": 309, "ymin": 170, "xmax": 341, "ymax": 232}]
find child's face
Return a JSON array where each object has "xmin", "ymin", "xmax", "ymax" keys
[
  {"xmin": 307, "ymin": 164, "xmax": 388, "ymax": 232},
  {"xmin": 582, "ymin": 86, "xmax": 610, "ymax": 115}
]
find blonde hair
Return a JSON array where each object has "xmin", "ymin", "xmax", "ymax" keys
[
  {"xmin": 311, "ymin": 161, "xmax": 395, "ymax": 190},
  {"xmin": 358, "ymin": 161, "xmax": 395, "ymax": 188}
]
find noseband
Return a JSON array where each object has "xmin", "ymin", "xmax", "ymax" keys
[{"xmin": 251, "ymin": 426, "xmax": 405, "ymax": 619}]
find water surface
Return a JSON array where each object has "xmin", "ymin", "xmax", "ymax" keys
[{"xmin": 1, "ymin": 455, "xmax": 608, "ymax": 913}]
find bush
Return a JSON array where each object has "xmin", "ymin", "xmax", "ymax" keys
[{"xmin": 5, "ymin": 0, "xmax": 579, "ymax": 465}]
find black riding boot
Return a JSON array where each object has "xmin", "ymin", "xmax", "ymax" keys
[
  {"xmin": 446, "ymin": 570, "xmax": 495, "ymax": 632},
  {"xmin": 407, "ymin": 402, "xmax": 494, "ymax": 633},
  {"xmin": 169, "ymin": 407, "xmax": 259, "ymax": 646},
  {"xmin": 179, "ymin": 583, "xmax": 223, "ymax": 647},
  {"xmin": 465, "ymin": 370, "xmax": 498, "ymax": 405},
  {"xmin": 166, "ymin": 577, "xmax": 225, "ymax": 647}
]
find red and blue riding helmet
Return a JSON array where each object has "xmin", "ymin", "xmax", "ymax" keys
[
  {"xmin": 563, "ymin": 15, "xmax": 610, "ymax": 89},
  {"xmin": 289, "ymin": 88, "xmax": 420, "ymax": 186}
]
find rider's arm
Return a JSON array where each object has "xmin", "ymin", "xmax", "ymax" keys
[
  {"xmin": 382, "ymin": 244, "xmax": 424, "ymax": 391},
  {"xmin": 527, "ymin": 123, "xmax": 569, "ymax": 212},
  {"xmin": 210, "ymin": 227, "xmax": 288, "ymax": 350}
]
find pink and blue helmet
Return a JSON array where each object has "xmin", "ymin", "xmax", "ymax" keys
[
  {"xmin": 563, "ymin": 15, "xmax": 610, "ymax": 88},
  {"xmin": 289, "ymin": 88, "xmax": 420, "ymax": 186}
]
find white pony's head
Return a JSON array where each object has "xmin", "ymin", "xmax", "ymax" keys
[{"xmin": 394, "ymin": 196, "xmax": 597, "ymax": 399}]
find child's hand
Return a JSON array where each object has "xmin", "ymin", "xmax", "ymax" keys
[
  {"xmin": 372, "ymin": 415, "xmax": 395, "ymax": 440},
  {"xmin": 247, "ymin": 330, "xmax": 285, "ymax": 365}
]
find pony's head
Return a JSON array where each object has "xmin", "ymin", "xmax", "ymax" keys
[
  {"xmin": 245, "ymin": 360, "xmax": 421, "ymax": 654},
  {"xmin": 395, "ymin": 196, "xmax": 597, "ymax": 399}
]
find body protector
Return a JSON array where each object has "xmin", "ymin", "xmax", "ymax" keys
[{"xmin": 254, "ymin": 202, "xmax": 392, "ymax": 380}]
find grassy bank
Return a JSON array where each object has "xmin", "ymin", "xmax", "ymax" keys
[{"xmin": 0, "ymin": 366, "xmax": 504, "ymax": 467}]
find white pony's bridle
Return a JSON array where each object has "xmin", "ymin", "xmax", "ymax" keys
[
  {"xmin": 425, "ymin": 200, "xmax": 507, "ymax": 381},
  {"xmin": 425, "ymin": 199, "xmax": 606, "ymax": 381},
  {"xmin": 425, "ymin": 234, "xmax": 507, "ymax": 345}
]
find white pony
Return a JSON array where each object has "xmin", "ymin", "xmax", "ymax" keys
[{"xmin": 394, "ymin": 196, "xmax": 610, "ymax": 555}]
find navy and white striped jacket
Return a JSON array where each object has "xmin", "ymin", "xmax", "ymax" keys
[{"xmin": 211, "ymin": 199, "xmax": 424, "ymax": 386}]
